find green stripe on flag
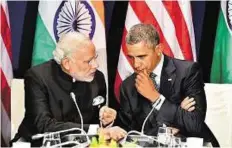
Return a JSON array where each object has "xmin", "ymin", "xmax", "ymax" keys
[
  {"xmin": 32, "ymin": 14, "xmax": 56, "ymax": 66},
  {"xmin": 210, "ymin": 9, "xmax": 232, "ymax": 83}
]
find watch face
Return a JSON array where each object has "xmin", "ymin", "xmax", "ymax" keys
[{"xmin": 226, "ymin": 0, "xmax": 232, "ymax": 32}]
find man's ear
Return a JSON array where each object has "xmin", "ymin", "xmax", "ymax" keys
[
  {"xmin": 61, "ymin": 58, "xmax": 70, "ymax": 71},
  {"xmin": 155, "ymin": 43, "xmax": 164, "ymax": 53}
]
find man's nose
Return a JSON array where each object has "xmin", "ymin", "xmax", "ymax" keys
[
  {"xmin": 133, "ymin": 58, "xmax": 141, "ymax": 69},
  {"xmin": 91, "ymin": 59, "xmax": 99, "ymax": 69}
]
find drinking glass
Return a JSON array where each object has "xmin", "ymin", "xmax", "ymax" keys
[
  {"xmin": 170, "ymin": 136, "xmax": 181, "ymax": 148},
  {"xmin": 157, "ymin": 127, "xmax": 172, "ymax": 147}
]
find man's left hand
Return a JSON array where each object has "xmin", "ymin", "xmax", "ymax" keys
[
  {"xmin": 135, "ymin": 70, "xmax": 160, "ymax": 103},
  {"xmin": 99, "ymin": 106, "xmax": 117, "ymax": 126},
  {"xmin": 98, "ymin": 126, "xmax": 127, "ymax": 141}
]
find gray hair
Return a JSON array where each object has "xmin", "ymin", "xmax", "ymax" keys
[
  {"xmin": 126, "ymin": 23, "xmax": 160, "ymax": 49},
  {"xmin": 53, "ymin": 32, "xmax": 91, "ymax": 64}
]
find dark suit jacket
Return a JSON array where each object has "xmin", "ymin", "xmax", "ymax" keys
[
  {"xmin": 12, "ymin": 60, "xmax": 106, "ymax": 145},
  {"xmin": 117, "ymin": 55, "xmax": 219, "ymax": 147}
]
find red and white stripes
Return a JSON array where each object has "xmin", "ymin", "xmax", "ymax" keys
[
  {"xmin": 114, "ymin": 1, "xmax": 196, "ymax": 101},
  {"xmin": 1, "ymin": 0, "xmax": 13, "ymax": 146}
]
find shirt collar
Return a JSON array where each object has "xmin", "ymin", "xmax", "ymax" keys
[{"xmin": 152, "ymin": 54, "xmax": 164, "ymax": 78}]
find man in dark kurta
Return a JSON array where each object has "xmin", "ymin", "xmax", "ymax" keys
[{"xmin": 11, "ymin": 32, "xmax": 118, "ymax": 146}]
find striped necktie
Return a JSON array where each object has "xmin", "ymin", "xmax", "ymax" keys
[{"xmin": 150, "ymin": 73, "xmax": 159, "ymax": 91}]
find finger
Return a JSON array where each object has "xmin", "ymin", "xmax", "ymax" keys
[
  {"xmin": 118, "ymin": 134, "xmax": 125, "ymax": 141},
  {"xmin": 116, "ymin": 130, "xmax": 126, "ymax": 140},
  {"xmin": 181, "ymin": 97, "xmax": 190, "ymax": 106},
  {"xmin": 184, "ymin": 98, "xmax": 195, "ymax": 108},
  {"xmin": 172, "ymin": 129, "xmax": 180, "ymax": 135},
  {"xmin": 104, "ymin": 134, "xmax": 111, "ymax": 140},
  {"xmin": 185, "ymin": 101, "xmax": 196, "ymax": 109},
  {"xmin": 181, "ymin": 97, "xmax": 193, "ymax": 107},
  {"xmin": 188, "ymin": 97, "xmax": 194, "ymax": 102},
  {"xmin": 183, "ymin": 96, "xmax": 189, "ymax": 102},
  {"xmin": 135, "ymin": 76, "xmax": 143, "ymax": 85},
  {"xmin": 135, "ymin": 80, "xmax": 143, "ymax": 90},
  {"xmin": 104, "ymin": 115, "xmax": 115, "ymax": 121},
  {"xmin": 188, "ymin": 106, "xmax": 195, "ymax": 112},
  {"xmin": 139, "ymin": 71, "xmax": 148, "ymax": 80},
  {"xmin": 136, "ymin": 75, "xmax": 144, "ymax": 84},
  {"xmin": 99, "ymin": 106, "xmax": 107, "ymax": 117},
  {"xmin": 135, "ymin": 84, "xmax": 142, "ymax": 94},
  {"xmin": 103, "ymin": 113, "xmax": 115, "ymax": 120},
  {"xmin": 143, "ymin": 69, "xmax": 149, "ymax": 76}
]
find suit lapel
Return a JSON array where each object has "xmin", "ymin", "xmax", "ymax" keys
[
  {"xmin": 160, "ymin": 55, "xmax": 176, "ymax": 98},
  {"xmin": 146, "ymin": 56, "xmax": 176, "ymax": 129}
]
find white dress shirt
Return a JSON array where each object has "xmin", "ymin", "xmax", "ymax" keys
[{"xmin": 151, "ymin": 54, "xmax": 166, "ymax": 110}]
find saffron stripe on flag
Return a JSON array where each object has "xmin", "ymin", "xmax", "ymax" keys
[{"xmin": 90, "ymin": 1, "xmax": 105, "ymax": 25}]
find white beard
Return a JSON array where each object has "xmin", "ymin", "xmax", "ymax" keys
[{"xmin": 71, "ymin": 72, "xmax": 94, "ymax": 82}]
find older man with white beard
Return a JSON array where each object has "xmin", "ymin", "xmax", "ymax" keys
[{"xmin": 11, "ymin": 32, "xmax": 125, "ymax": 146}]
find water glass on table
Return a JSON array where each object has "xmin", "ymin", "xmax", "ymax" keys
[
  {"xmin": 157, "ymin": 127, "xmax": 172, "ymax": 147},
  {"xmin": 170, "ymin": 136, "xmax": 182, "ymax": 148}
]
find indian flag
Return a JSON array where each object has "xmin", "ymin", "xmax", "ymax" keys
[
  {"xmin": 32, "ymin": 0, "xmax": 108, "ymax": 102},
  {"xmin": 210, "ymin": 1, "xmax": 232, "ymax": 83}
]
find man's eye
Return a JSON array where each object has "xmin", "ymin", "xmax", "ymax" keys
[
  {"xmin": 127, "ymin": 56, "xmax": 133, "ymax": 60},
  {"xmin": 138, "ymin": 56, "xmax": 145, "ymax": 59},
  {"xmin": 83, "ymin": 60, "xmax": 90, "ymax": 64}
]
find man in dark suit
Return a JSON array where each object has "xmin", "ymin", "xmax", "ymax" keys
[
  {"xmin": 11, "ymin": 32, "xmax": 123, "ymax": 146},
  {"xmin": 117, "ymin": 24, "xmax": 219, "ymax": 147}
]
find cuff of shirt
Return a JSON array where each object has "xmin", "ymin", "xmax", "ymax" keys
[
  {"xmin": 152, "ymin": 94, "xmax": 166, "ymax": 110},
  {"xmin": 88, "ymin": 124, "xmax": 99, "ymax": 135}
]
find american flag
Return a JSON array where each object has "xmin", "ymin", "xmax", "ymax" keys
[
  {"xmin": 1, "ymin": 0, "xmax": 13, "ymax": 146},
  {"xmin": 114, "ymin": 1, "xmax": 196, "ymax": 102}
]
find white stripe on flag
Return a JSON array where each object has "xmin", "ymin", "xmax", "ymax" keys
[
  {"xmin": 117, "ymin": 49, "xmax": 134, "ymax": 80},
  {"xmin": 125, "ymin": 4, "xmax": 141, "ymax": 30},
  {"xmin": 177, "ymin": 1, "xmax": 197, "ymax": 61},
  {"xmin": 221, "ymin": 1, "xmax": 232, "ymax": 35},
  {"xmin": 1, "ymin": 0, "xmax": 10, "ymax": 26},
  {"xmin": 38, "ymin": 1, "xmax": 61, "ymax": 43},
  {"xmin": 146, "ymin": 0, "xmax": 184, "ymax": 59},
  {"xmin": 1, "ymin": 103, "xmax": 11, "ymax": 144},
  {"xmin": 0, "ymin": 36, "xmax": 13, "ymax": 87}
]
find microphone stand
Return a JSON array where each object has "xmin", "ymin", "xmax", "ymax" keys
[
  {"xmin": 141, "ymin": 105, "xmax": 156, "ymax": 134},
  {"xmin": 120, "ymin": 106, "xmax": 158, "ymax": 146},
  {"xmin": 70, "ymin": 92, "xmax": 84, "ymax": 133}
]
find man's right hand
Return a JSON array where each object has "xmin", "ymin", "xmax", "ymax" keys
[
  {"xmin": 181, "ymin": 97, "xmax": 196, "ymax": 112},
  {"xmin": 99, "ymin": 106, "xmax": 117, "ymax": 126}
]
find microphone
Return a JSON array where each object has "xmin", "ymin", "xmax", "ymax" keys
[
  {"xmin": 141, "ymin": 105, "xmax": 156, "ymax": 134},
  {"xmin": 70, "ymin": 92, "xmax": 84, "ymax": 133},
  {"xmin": 92, "ymin": 96, "xmax": 105, "ymax": 107}
]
